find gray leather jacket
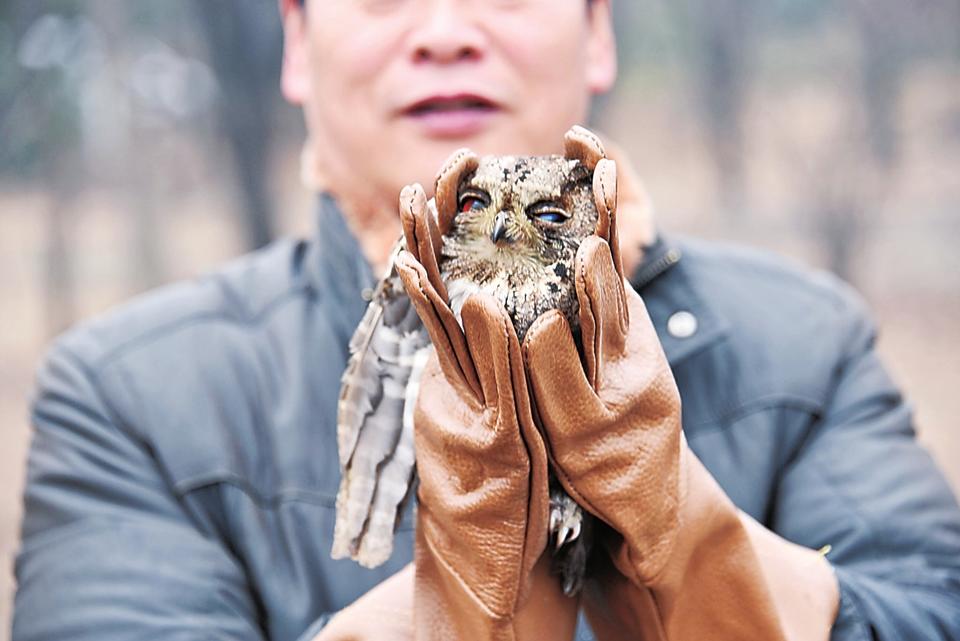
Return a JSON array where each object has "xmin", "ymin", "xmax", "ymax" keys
[{"xmin": 13, "ymin": 195, "xmax": 960, "ymax": 640}]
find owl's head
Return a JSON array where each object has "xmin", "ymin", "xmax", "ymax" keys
[
  {"xmin": 420, "ymin": 125, "xmax": 620, "ymax": 338},
  {"xmin": 450, "ymin": 155, "xmax": 596, "ymax": 266},
  {"xmin": 433, "ymin": 126, "xmax": 614, "ymax": 270}
]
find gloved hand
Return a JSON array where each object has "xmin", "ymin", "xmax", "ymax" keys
[
  {"xmin": 522, "ymin": 168, "xmax": 790, "ymax": 640},
  {"xmin": 394, "ymin": 174, "xmax": 577, "ymax": 641}
]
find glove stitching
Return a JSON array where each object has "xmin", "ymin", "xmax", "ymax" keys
[
  {"xmin": 575, "ymin": 244, "xmax": 607, "ymax": 392},
  {"xmin": 434, "ymin": 149, "xmax": 477, "ymax": 233}
]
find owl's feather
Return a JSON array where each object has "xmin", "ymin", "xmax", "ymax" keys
[
  {"xmin": 439, "ymin": 155, "xmax": 595, "ymax": 339},
  {"xmin": 333, "ymin": 243, "xmax": 431, "ymax": 566}
]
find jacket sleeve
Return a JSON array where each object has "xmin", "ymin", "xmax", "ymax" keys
[
  {"xmin": 769, "ymin": 291, "xmax": 960, "ymax": 640},
  {"xmin": 11, "ymin": 340, "xmax": 277, "ymax": 641}
]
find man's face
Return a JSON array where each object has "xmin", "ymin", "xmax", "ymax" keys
[{"xmin": 281, "ymin": 0, "xmax": 616, "ymax": 207}]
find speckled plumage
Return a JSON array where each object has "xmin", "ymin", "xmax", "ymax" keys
[
  {"xmin": 334, "ymin": 128, "xmax": 609, "ymax": 595},
  {"xmin": 441, "ymin": 155, "xmax": 597, "ymax": 340}
]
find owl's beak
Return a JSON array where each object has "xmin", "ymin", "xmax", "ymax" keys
[{"xmin": 491, "ymin": 211, "xmax": 511, "ymax": 245}]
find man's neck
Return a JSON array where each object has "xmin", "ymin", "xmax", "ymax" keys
[
  {"xmin": 335, "ymin": 191, "xmax": 402, "ymax": 276},
  {"xmin": 302, "ymin": 143, "xmax": 402, "ymax": 274}
]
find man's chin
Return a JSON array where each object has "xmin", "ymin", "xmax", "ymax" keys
[{"xmin": 401, "ymin": 107, "xmax": 500, "ymax": 141}]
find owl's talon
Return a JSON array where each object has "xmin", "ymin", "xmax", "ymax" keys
[
  {"xmin": 555, "ymin": 524, "xmax": 572, "ymax": 551},
  {"xmin": 550, "ymin": 506, "xmax": 562, "ymax": 533}
]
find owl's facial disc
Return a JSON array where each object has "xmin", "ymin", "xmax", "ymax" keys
[{"xmin": 448, "ymin": 156, "xmax": 590, "ymax": 268}]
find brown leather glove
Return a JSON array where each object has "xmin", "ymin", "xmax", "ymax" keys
[
  {"xmin": 394, "ymin": 179, "xmax": 577, "ymax": 641},
  {"xmin": 522, "ymin": 186, "xmax": 789, "ymax": 640}
]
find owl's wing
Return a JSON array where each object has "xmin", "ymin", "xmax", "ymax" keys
[{"xmin": 332, "ymin": 241, "xmax": 431, "ymax": 568}]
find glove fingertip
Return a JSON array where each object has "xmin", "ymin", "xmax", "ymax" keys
[
  {"xmin": 577, "ymin": 235, "xmax": 610, "ymax": 262},
  {"xmin": 523, "ymin": 309, "xmax": 569, "ymax": 348},
  {"xmin": 459, "ymin": 293, "xmax": 520, "ymax": 406},
  {"xmin": 399, "ymin": 184, "xmax": 428, "ymax": 254},
  {"xmin": 395, "ymin": 252, "xmax": 425, "ymax": 289},
  {"xmin": 399, "ymin": 183, "xmax": 426, "ymax": 208},
  {"xmin": 460, "ymin": 292, "xmax": 509, "ymax": 327},
  {"xmin": 575, "ymin": 237, "xmax": 616, "ymax": 304},
  {"xmin": 522, "ymin": 310, "xmax": 580, "ymax": 377}
]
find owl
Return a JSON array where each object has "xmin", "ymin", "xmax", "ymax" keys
[{"xmin": 333, "ymin": 126, "xmax": 614, "ymax": 595}]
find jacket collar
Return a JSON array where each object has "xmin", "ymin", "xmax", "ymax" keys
[
  {"xmin": 629, "ymin": 234, "xmax": 730, "ymax": 368},
  {"xmin": 306, "ymin": 193, "xmax": 377, "ymax": 346}
]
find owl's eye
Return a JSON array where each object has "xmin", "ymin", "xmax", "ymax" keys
[
  {"xmin": 458, "ymin": 190, "xmax": 489, "ymax": 213},
  {"xmin": 527, "ymin": 201, "xmax": 570, "ymax": 224}
]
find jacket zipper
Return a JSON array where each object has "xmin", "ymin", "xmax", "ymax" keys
[{"xmin": 632, "ymin": 246, "xmax": 682, "ymax": 290}]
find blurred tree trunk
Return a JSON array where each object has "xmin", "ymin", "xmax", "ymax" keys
[
  {"xmin": 849, "ymin": 0, "xmax": 906, "ymax": 170},
  {"xmin": 10, "ymin": 1, "xmax": 85, "ymax": 334},
  {"xmin": 686, "ymin": 0, "xmax": 762, "ymax": 218},
  {"xmin": 93, "ymin": 0, "xmax": 167, "ymax": 290},
  {"xmin": 126, "ymin": 125, "xmax": 166, "ymax": 290},
  {"xmin": 43, "ymin": 178, "xmax": 79, "ymax": 336},
  {"xmin": 805, "ymin": 0, "xmax": 908, "ymax": 283},
  {"xmin": 812, "ymin": 172, "xmax": 867, "ymax": 282},
  {"xmin": 793, "ymin": 122, "xmax": 877, "ymax": 285},
  {"xmin": 194, "ymin": 0, "xmax": 281, "ymax": 250}
]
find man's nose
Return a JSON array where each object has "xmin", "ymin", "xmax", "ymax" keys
[{"xmin": 408, "ymin": 0, "xmax": 485, "ymax": 64}]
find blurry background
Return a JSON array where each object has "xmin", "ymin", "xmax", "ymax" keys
[{"xmin": 1, "ymin": 0, "xmax": 958, "ymax": 636}]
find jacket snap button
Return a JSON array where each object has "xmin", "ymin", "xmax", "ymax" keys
[{"xmin": 667, "ymin": 311, "xmax": 698, "ymax": 338}]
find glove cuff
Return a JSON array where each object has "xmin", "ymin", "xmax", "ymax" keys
[{"xmin": 602, "ymin": 447, "xmax": 789, "ymax": 640}]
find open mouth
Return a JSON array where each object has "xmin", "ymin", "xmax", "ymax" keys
[
  {"xmin": 402, "ymin": 94, "xmax": 500, "ymax": 138},
  {"xmin": 405, "ymin": 94, "xmax": 499, "ymax": 117}
]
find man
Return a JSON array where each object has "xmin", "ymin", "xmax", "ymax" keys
[{"xmin": 12, "ymin": 0, "xmax": 960, "ymax": 640}]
